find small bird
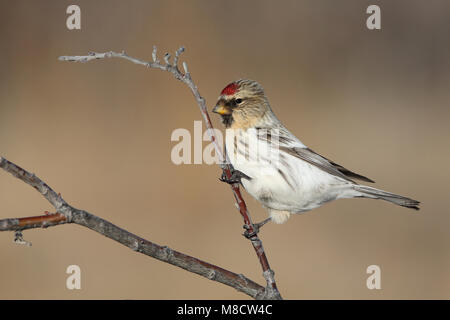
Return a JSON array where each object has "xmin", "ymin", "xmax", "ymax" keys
[{"xmin": 213, "ymin": 79, "xmax": 420, "ymax": 233}]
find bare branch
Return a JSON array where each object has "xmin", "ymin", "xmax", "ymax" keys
[
  {"xmin": 163, "ymin": 52, "xmax": 171, "ymax": 66},
  {"xmin": 0, "ymin": 157, "xmax": 266, "ymax": 299},
  {"xmin": 0, "ymin": 158, "xmax": 68, "ymax": 213},
  {"xmin": 4, "ymin": 47, "xmax": 282, "ymax": 299},
  {"xmin": 173, "ymin": 46, "xmax": 185, "ymax": 67},
  {"xmin": 152, "ymin": 46, "xmax": 158, "ymax": 63},
  {"xmin": 0, "ymin": 212, "xmax": 67, "ymax": 231},
  {"xmin": 59, "ymin": 47, "xmax": 282, "ymax": 299}
]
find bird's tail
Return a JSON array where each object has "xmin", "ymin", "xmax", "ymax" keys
[{"xmin": 353, "ymin": 185, "xmax": 420, "ymax": 210}]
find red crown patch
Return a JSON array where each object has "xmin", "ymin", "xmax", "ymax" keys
[{"xmin": 221, "ymin": 83, "xmax": 239, "ymax": 96}]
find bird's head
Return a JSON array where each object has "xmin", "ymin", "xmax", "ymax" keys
[{"xmin": 213, "ymin": 79, "xmax": 273, "ymax": 129}]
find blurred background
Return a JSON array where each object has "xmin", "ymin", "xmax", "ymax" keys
[{"xmin": 0, "ymin": 0, "xmax": 449, "ymax": 299}]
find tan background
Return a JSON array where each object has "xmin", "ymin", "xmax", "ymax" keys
[{"xmin": 0, "ymin": 0, "xmax": 449, "ymax": 299}]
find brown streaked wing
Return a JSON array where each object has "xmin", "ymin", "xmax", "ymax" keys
[{"xmin": 279, "ymin": 146, "xmax": 375, "ymax": 183}]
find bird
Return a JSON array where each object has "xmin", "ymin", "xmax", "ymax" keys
[{"xmin": 212, "ymin": 79, "xmax": 420, "ymax": 234}]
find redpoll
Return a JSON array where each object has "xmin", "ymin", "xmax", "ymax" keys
[{"xmin": 213, "ymin": 79, "xmax": 420, "ymax": 228}]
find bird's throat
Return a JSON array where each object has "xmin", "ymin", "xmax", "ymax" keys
[{"xmin": 221, "ymin": 114, "xmax": 234, "ymax": 128}]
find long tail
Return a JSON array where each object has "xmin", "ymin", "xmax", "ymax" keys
[{"xmin": 353, "ymin": 185, "xmax": 420, "ymax": 210}]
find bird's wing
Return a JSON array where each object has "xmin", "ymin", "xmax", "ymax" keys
[
  {"xmin": 280, "ymin": 146, "xmax": 375, "ymax": 183},
  {"xmin": 255, "ymin": 125, "xmax": 374, "ymax": 183}
]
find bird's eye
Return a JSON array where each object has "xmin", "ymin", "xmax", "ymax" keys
[{"xmin": 235, "ymin": 98, "xmax": 243, "ymax": 104}]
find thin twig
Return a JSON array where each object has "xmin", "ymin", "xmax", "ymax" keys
[
  {"xmin": 3, "ymin": 47, "xmax": 282, "ymax": 299},
  {"xmin": 0, "ymin": 157, "xmax": 266, "ymax": 299},
  {"xmin": 60, "ymin": 47, "xmax": 281, "ymax": 299}
]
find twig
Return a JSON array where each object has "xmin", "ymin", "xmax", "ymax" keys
[
  {"xmin": 4, "ymin": 47, "xmax": 282, "ymax": 299},
  {"xmin": 0, "ymin": 157, "xmax": 266, "ymax": 299},
  {"xmin": 14, "ymin": 230, "xmax": 33, "ymax": 247}
]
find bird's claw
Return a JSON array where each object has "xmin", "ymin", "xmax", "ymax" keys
[
  {"xmin": 219, "ymin": 169, "xmax": 251, "ymax": 185},
  {"xmin": 243, "ymin": 224, "xmax": 259, "ymax": 239},
  {"xmin": 242, "ymin": 218, "xmax": 271, "ymax": 239}
]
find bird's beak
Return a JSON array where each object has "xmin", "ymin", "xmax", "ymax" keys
[{"xmin": 212, "ymin": 103, "xmax": 231, "ymax": 115}]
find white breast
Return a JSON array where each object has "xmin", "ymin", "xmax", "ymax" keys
[{"xmin": 225, "ymin": 128, "xmax": 349, "ymax": 213}]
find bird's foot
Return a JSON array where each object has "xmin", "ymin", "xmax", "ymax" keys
[
  {"xmin": 242, "ymin": 218, "xmax": 271, "ymax": 239},
  {"xmin": 219, "ymin": 168, "xmax": 251, "ymax": 185}
]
